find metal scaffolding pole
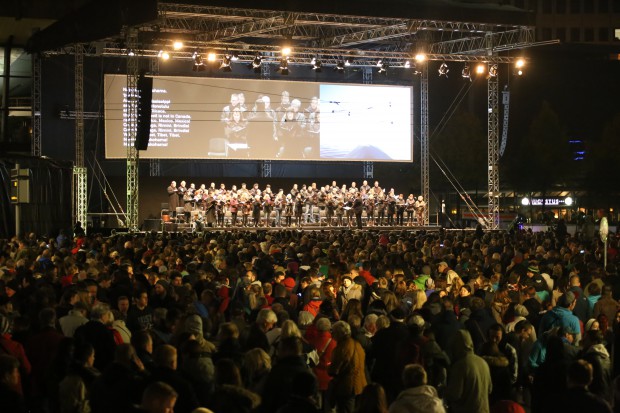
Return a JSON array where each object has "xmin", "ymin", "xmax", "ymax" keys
[
  {"xmin": 31, "ymin": 53, "xmax": 42, "ymax": 157},
  {"xmin": 149, "ymin": 57, "xmax": 161, "ymax": 177},
  {"xmin": 260, "ymin": 61, "xmax": 272, "ymax": 178},
  {"xmin": 362, "ymin": 67, "xmax": 374, "ymax": 180},
  {"xmin": 487, "ymin": 33, "xmax": 500, "ymax": 229},
  {"xmin": 73, "ymin": 44, "xmax": 88, "ymax": 230},
  {"xmin": 420, "ymin": 60, "xmax": 430, "ymax": 225},
  {"xmin": 126, "ymin": 29, "xmax": 140, "ymax": 231}
]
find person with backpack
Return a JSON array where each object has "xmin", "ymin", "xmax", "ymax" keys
[{"xmin": 538, "ymin": 291, "xmax": 582, "ymax": 346}]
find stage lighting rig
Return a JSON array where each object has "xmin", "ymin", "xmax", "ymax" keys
[
  {"xmin": 279, "ymin": 57, "xmax": 290, "ymax": 75},
  {"xmin": 378, "ymin": 62, "xmax": 389, "ymax": 75},
  {"xmin": 250, "ymin": 53, "xmax": 262, "ymax": 73},
  {"xmin": 311, "ymin": 57, "xmax": 322, "ymax": 72},
  {"xmin": 192, "ymin": 51, "xmax": 206, "ymax": 71},
  {"xmin": 488, "ymin": 64, "xmax": 498, "ymax": 77},
  {"xmin": 462, "ymin": 64, "xmax": 472, "ymax": 81},
  {"xmin": 158, "ymin": 50, "xmax": 170, "ymax": 60},
  {"xmin": 335, "ymin": 61, "xmax": 345, "ymax": 72},
  {"xmin": 345, "ymin": 58, "xmax": 352, "ymax": 66},
  {"xmin": 438, "ymin": 62, "xmax": 449, "ymax": 77}
]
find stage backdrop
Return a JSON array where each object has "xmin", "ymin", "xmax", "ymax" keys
[{"xmin": 104, "ymin": 75, "xmax": 414, "ymax": 162}]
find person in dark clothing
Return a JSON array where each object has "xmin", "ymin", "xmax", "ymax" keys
[
  {"xmin": 580, "ymin": 329, "xmax": 613, "ymax": 404},
  {"xmin": 127, "ymin": 290, "xmax": 154, "ymax": 333},
  {"xmin": 244, "ymin": 308, "xmax": 277, "ymax": 352},
  {"xmin": 464, "ymin": 297, "xmax": 496, "ymax": 354},
  {"xmin": 145, "ymin": 344, "xmax": 199, "ymax": 413},
  {"xmin": 260, "ymin": 336, "xmax": 313, "ymax": 413},
  {"xmin": 0, "ymin": 355, "xmax": 27, "ymax": 413},
  {"xmin": 431, "ymin": 297, "xmax": 462, "ymax": 361},
  {"xmin": 554, "ymin": 359, "xmax": 612, "ymax": 413},
  {"xmin": 276, "ymin": 370, "xmax": 320, "ymax": 413},
  {"xmin": 531, "ymin": 334, "xmax": 575, "ymax": 413},
  {"xmin": 73, "ymin": 302, "xmax": 117, "ymax": 372},
  {"xmin": 370, "ymin": 308, "xmax": 411, "ymax": 402},
  {"xmin": 90, "ymin": 344, "xmax": 147, "ymax": 413}
]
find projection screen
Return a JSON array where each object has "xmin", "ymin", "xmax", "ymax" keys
[{"xmin": 104, "ymin": 74, "xmax": 413, "ymax": 162}]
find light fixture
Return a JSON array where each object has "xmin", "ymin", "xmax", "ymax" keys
[
  {"xmin": 438, "ymin": 62, "xmax": 449, "ymax": 77},
  {"xmin": 279, "ymin": 57, "xmax": 289, "ymax": 75},
  {"xmin": 521, "ymin": 197, "xmax": 530, "ymax": 206},
  {"xmin": 127, "ymin": 49, "xmax": 135, "ymax": 56},
  {"xmin": 220, "ymin": 55, "xmax": 232, "ymax": 72},
  {"xmin": 335, "ymin": 61, "xmax": 345, "ymax": 72},
  {"xmin": 414, "ymin": 53, "xmax": 426, "ymax": 62},
  {"xmin": 516, "ymin": 69, "xmax": 523, "ymax": 76},
  {"xmin": 476, "ymin": 64, "xmax": 486, "ymax": 75},
  {"xmin": 312, "ymin": 58, "xmax": 322, "ymax": 72},
  {"xmin": 173, "ymin": 41, "xmax": 184, "ymax": 50},
  {"xmin": 158, "ymin": 50, "xmax": 170, "ymax": 60},
  {"xmin": 412, "ymin": 63, "xmax": 421, "ymax": 76},
  {"xmin": 192, "ymin": 51, "xmax": 206, "ymax": 71},
  {"xmin": 488, "ymin": 64, "xmax": 498, "ymax": 77},
  {"xmin": 250, "ymin": 53, "xmax": 262, "ymax": 73},
  {"xmin": 378, "ymin": 62, "xmax": 389, "ymax": 75},
  {"xmin": 404, "ymin": 61, "xmax": 411, "ymax": 69},
  {"xmin": 344, "ymin": 58, "xmax": 352, "ymax": 66},
  {"xmin": 207, "ymin": 52, "xmax": 217, "ymax": 62},
  {"xmin": 281, "ymin": 46, "xmax": 292, "ymax": 56},
  {"xmin": 515, "ymin": 58, "xmax": 525, "ymax": 69},
  {"xmin": 230, "ymin": 52, "xmax": 239, "ymax": 61},
  {"xmin": 462, "ymin": 64, "xmax": 471, "ymax": 81},
  {"xmin": 376, "ymin": 59, "xmax": 383, "ymax": 67},
  {"xmin": 565, "ymin": 196, "xmax": 573, "ymax": 206}
]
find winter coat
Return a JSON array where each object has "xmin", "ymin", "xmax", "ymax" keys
[
  {"xmin": 582, "ymin": 343, "xmax": 613, "ymax": 403},
  {"xmin": 388, "ymin": 385, "xmax": 446, "ymax": 413},
  {"xmin": 306, "ymin": 330, "xmax": 337, "ymax": 391},
  {"xmin": 328, "ymin": 336, "xmax": 367, "ymax": 397},
  {"xmin": 260, "ymin": 355, "xmax": 312, "ymax": 413},
  {"xmin": 445, "ymin": 330, "xmax": 492, "ymax": 413}
]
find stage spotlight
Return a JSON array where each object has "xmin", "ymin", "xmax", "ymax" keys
[
  {"xmin": 489, "ymin": 64, "xmax": 498, "ymax": 77},
  {"xmin": 173, "ymin": 41, "xmax": 183, "ymax": 50},
  {"xmin": 127, "ymin": 49, "xmax": 135, "ymax": 56},
  {"xmin": 438, "ymin": 62, "xmax": 449, "ymax": 77},
  {"xmin": 404, "ymin": 61, "xmax": 411, "ymax": 68},
  {"xmin": 230, "ymin": 52, "xmax": 239, "ymax": 61},
  {"xmin": 415, "ymin": 53, "xmax": 426, "ymax": 62},
  {"xmin": 312, "ymin": 58, "xmax": 322, "ymax": 72},
  {"xmin": 207, "ymin": 52, "xmax": 217, "ymax": 62},
  {"xmin": 220, "ymin": 55, "xmax": 232, "ymax": 72},
  {"xmin": 476, "ymin": 64, "xmax": 486, "ymax": 75},
  {"xmin": 279, "ymin": 57, "xmax": 289, "ymax": 75},
  {"xmin": 192, "ymin": 52, "xmax": 206, "ymax": 72},
  {"xmin": 158, "ymin": 50, "xmax": 170, "ymax": 60},
  {"xmin": 335, "ymin": 61, "xmax": 345, "ymax": 72},
  {"xmin": 378, "ymin": 62, "xmax": 389, "ymax": 75},
  {"xmin": 376, "ymin": 59, "xmax": 383, "ymax": 67},
  {"xmin": 515, "ymin": 58, "xmax": 525, "ymax": 69},
  {"xmin": 250, "ymin": 53, "xmax": 262, "ymax": 73},
  {"xmin": 462, "ymin": 64, "xmax": 472, "ymax": 81},
  {"xmin": 516, "ymin": 69, "xmax": 523, "ymax": 76},
  {"xmin": 281, "ymin": 46, "xmax": 292, "ymax": 56},
  {"xmin": 345, "ymin": 58, "xmax": 352, "ymax": 66}
]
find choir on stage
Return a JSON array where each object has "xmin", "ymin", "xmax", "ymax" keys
[{"xmin": 166, "ymin": 180, "xmax": 426, "ymax": 229}]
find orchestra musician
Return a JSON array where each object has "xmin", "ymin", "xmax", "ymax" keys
[
  {"xmin": 274, "ymin": 190, "xmax": 284, "ymax": 227},
  {"xmin": 335, "ymin": 197, "xmax": 345, "ymax": 226},
  {"xmin": 294, "ymin": 193, "xmax": 304, "ymax": 227},
  {"xmin": 229, "ymin": 194, "xmax": 239, "ymax": 227},
  {"xmin": 167, "ymin": 181, "xmax": 179, "ymax": 217},
  {"xmin": 396, "ymin": 194, "xmax": 405, "ymax": 226},
  {"xmin": 284, "ymin": 194, "xmax": 294, "ymax": 227},
  {"xmin": 325, "ymin": 194, "xmax": 335, "ymax": 226},
  {"xmin": 353, "ymin": 192, "xmax": 364, "ymax": 229},
  {"xmin": 365, "ymin": 192, "xmax": 375, "ymax": 227},
  {"xmin": 263, "ymin": 194, "xmax": 273, "ymax": 227},
  {"xmin": 415, "ymin": 195, "xmax": 426, "ymax": 225},
  {"xmin": 252, "ymin": 195, "xmax": 262, "ymax": 227},
  {"xmin": 375, "ymin": 192, "xmax": 386, "ymax": 226},
  {"xmin": 242, "ymin": 195, "xmax": 252, "ymax": 227},
  {"xmin": 406, "ymin": 194, "xmax": 416, "ymax": 226}
]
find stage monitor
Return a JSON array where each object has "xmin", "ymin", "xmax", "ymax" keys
[{"xmin": 104, "ymin": 74, "xmax": 413, "ymax": 162}]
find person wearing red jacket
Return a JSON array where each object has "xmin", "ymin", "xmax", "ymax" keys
[{"xmin": 0, "ymin": 313, "xmax": 31, "ymax": 395}]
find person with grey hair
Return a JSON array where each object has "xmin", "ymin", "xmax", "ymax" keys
[
  {"xmin": 388, "ymin": 364, "xmax": 445, "ymax": 413},
  {"xmin": 244, "ymin": 308, "xmax": 277, "ymax": 352},
  {"xmin": 328, "ymin": 321, "xmax": 367, "ymax": 413},
  {"xmin": 74, "ymin": 302, "xmax": 117, "ymax": 371}
]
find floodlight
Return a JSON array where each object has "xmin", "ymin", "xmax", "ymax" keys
[
  {"xmin": 521, "ymin": 197, "xmax": 530, "ymax": 206},
  {"xmin": 279, "ymin": 57, "xmax": 289, "ymax": 75},
  {"xmin": 312, "ymin": 58, "xmax": 322, "ymax": 72},
  {"xmin": 192, "ymin": 52, "xmax": 206, "ymax": 71},
  {"xmin": 335, "ymin": 61, "xmax": 345, "ymax": 72},
  {"xmin": 565, "ymin": 197, "xmax": 573, "ymax": 206},
  {"xmin": 515, "ymin": 58, "xmax": 525, "ymax": 68},
  {"xmin": 476, "ymin": 64, "xmax": 486, "ymax": 74},
  {"xmin": 207, "ymin": 52, "xmax": 217, "ymax": 62},
  {"xmin": 438, "ymin": 62, "xmax": 449, "ymax": 77},
  {"xmin": 173, "ymin": 41, "xmax": 183, "ymax": 50},
  {"xmin": 250, "ymin": 54, "xmax": 262, "ymax": 73},
  {"xmin": 376, "ymin": 59, "xmax": 383, "ymax": 67},
  {"xmin": 158, "ymin": 50, "xmax": 169, "ymax": 60},
  {"xmin": 221, "ymin": 55, "xmax": 232, "ymax": 72},
  {"xmin": 281, "ymin": 46, "xmax": 292, "ymax": 56},
  {"xmin": 404, "ymin": 61, "xmax": 411, "ymax": 68},
  {"xmin": 462, "ymin": 64, "xmax": 471, "ymax": 81},
  {"xmin": 344, "ymin": 58, "xmax": 352, "ymax": 66},
  {"xmin": 378, "ymin": 62, "xmax": 389, "ymax": 75},
  {"xmin": 489, "ymin": 64, "xmax": 498, "ymax": 77}
]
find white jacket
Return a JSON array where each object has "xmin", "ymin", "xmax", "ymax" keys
[{"xmin": 389, "ymin": 385, "xmax": 446, "ymax": 413}]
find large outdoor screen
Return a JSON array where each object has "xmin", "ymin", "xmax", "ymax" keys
[{"xmin": 104, "ymin": 74, "xmax": 413, "ymax": 162}]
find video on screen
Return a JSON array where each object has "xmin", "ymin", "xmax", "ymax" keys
[{"xmin": 104, "ymin": 75, "xmax": 413, "ymax": 162}]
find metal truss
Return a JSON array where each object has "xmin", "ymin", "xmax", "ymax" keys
[
  {"xmin": 74, "ymin": 44, "xmax": 88, "ymax": 230},
  {"xmin": 362, "ymin": 67, "xmax": 374, "ymax": 180},
  {"xmin": 149, "ymin": 56, "xmax": 161, "ymax": 177},
  {"xmin": 31, "ymin": 54, "xmax": 42, "ymax": 157},
  {"xmin": 260, "ymin": 61, "xmax": 272, "ymax": 178},
  {"xmin": 486, "ymin": 34, "xmax": 500, "ymax": 230},
  {"xmin": 429, "ymin": 28, "xmax": 535, "ymax": 55},
  {"xmin": 126, "ymin": 29, "xmax": 140, "ymax": 232},
  {"xmin": 420, "ymin": 61, "xmax": 430, "ymax": 226}
]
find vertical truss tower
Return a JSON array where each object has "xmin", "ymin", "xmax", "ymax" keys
[
  {"xmin": 125, "ymin": 29, "xmax": 140, "ymax": 231},
  {"xmin": 73, "ymin": 44, "xmax": 88, "ymax": 230}
]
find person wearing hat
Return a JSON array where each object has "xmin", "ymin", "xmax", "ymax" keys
[
  {"xmin": 520, "ymin": 262, "xmax": 548, "ymax": 294},
  {"xmin": 538, "ymin": 291, "xmax": 582, "ymax": 345},
  {"xmin": 337, "ymin": 275, "xmax": 362, "ymax": 314}
]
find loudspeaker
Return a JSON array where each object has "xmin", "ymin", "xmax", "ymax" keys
[{"xmin": 134, "ymin": 75, "xmax": 153, "ymax": 150}]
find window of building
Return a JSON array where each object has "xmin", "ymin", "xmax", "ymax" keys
[
  {"xmin": 542, "ymin": 27, "xmax": 553, "ymax": 40},
  {"xmin": 584, "ymin": 28, "xmax": 595, "ymax": 41},
  {"xmin": 542, "ymin": 0, "xmax": 553, "ymax": 13},
  {"xmin": 556, "ymin": 0, "xmax": 567, "ymax": 13},
  {"xmin": 599, "ymin": 0, "xmax": 609, "ymax": 12},
  {"xmin": 599, "ymin": 27, "xmax": 609, "ymax": 41},
  {"xmin": 615, "ymin": 28, "xmax": 620, "ymax": 40},
  {"xmin": 584, "ymin": 1, "xmax": 595, "ymax": 12},
  {"xmin": 571, "ymin": 27, "xmax": 581, "ymax": 41},
  {"xmin": 570, "ymin": 0, "xmax": 581, "ymax": 13},
  {"xmin": 556, "ymin": 27, "xmax": 567, "ymax": 42}
]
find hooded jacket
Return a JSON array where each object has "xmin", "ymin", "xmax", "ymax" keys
[
  {"xmin": 388, "ymin": 385, "xmax": 446, "ymax": 413},
  {"xmin": 445, "ymin": 330, "xmax": 492, "ymax": 413}
]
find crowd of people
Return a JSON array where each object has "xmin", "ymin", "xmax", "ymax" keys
[
  {"xmin": 0, "ymin": 222, "xmax": 618, "ymax": 413},
  {"xmin": 166, "ymin": 180, "xmax": 426, "ymax": 229}
]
